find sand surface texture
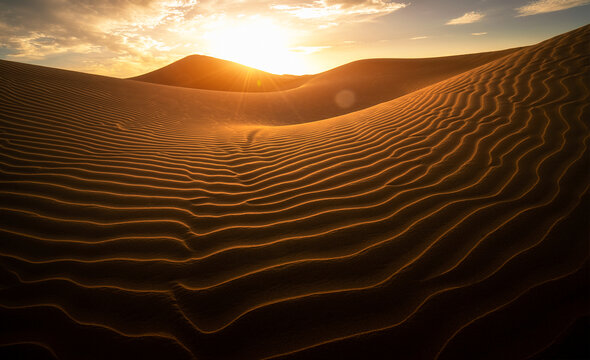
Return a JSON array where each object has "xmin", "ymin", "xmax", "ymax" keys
[{"xmin": 0, "ymin": 25, "xmax": 588, "ymax": 359}]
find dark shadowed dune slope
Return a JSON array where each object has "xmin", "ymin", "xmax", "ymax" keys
[{"xmin": 0, "ymin": 25, "xmax": 589, "ymax": 360}]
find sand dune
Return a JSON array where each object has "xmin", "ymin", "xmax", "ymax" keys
[
  {"xmin": 130, "ymin": 55, "xmax": 312, "ymax": 92},
  {"xmin": 0, "ymin": 25, "xmax": 589, "ymax": 359}
]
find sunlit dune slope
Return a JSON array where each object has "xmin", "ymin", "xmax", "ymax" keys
[
  {"xmin": 131, "ymin": 55, "xmax": 312, "ymax": 92},
  {"xmin": 0, "ymin": 25, "xmax": 589, "ymax": 360}
]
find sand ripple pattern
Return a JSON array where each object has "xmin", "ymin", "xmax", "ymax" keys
[{"xmin": 1, "ymin": 26, "xmax": 589, "ymax": 359}]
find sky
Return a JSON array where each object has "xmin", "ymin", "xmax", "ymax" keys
[{"xmin": 1, "ymin": 0, "xmax": 589, "ymax": 76}]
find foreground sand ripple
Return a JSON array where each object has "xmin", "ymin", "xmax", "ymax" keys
[{"xmin": 1, "ymin": 25, "xmax": 589, "ymax": 359}]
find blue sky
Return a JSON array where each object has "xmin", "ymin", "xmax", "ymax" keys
[{"xmin": 1, "ymin": 0, "xmax": 589, "ymax": 76}]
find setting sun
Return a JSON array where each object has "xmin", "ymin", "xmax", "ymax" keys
[{"xmin": 203, "ymin": 17, "xmax": 307, "ymax": 74}]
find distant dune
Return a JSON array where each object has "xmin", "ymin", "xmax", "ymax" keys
[
  {"xmin": 0, "ymin": 25, "xmax": 588, "ymax": 360},
  {"xmin": 130, "ymin": 55, "xmax": 312, "ymax": 92}
]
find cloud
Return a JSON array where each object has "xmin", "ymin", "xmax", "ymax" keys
[
  {"xmin": 318, "ymin": 22, "xmax": 339, "ymax": 29},
  {"xmin": 515, "ymin": 0, "xmax": 590, "ymax": 16},
  {"xmin": 410, "ymin": 36, "xmax": 428, "ymax": 40},
  {"xmin": 271, "ymin": 0, "xmax": 407, "ymax": 21},
  {"xmin": 445, "ymin": 11, "xmax": 484, "ymax": 25},
  {"xmin": 471, "ymin": 32, "xmax": 487, "ymax": 36},
  {"xmin": 0, "ymin": 0, "xmax": 178, "ymax": 72}
]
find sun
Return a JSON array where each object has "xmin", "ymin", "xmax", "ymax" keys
[{"xmin": 203, "ymin": 17, "xmax": 307, "ymax": 75}]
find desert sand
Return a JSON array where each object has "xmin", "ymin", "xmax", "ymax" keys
[{"xmin": 0, "ymin": 24, "xmax": 588, "ymax": 359}]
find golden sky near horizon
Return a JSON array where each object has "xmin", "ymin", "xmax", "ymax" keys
[{"xmin": 1, "ymin": 0, "xmax": 589, "ymax": 76}]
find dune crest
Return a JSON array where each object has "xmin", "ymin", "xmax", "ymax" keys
[
  {"xmin": 0, "ymin": 25, "xmax": 589, "ymax": 359},
  {"xmin": 130, "ymin": 55, "xmax": 312, "ymax": 92}
]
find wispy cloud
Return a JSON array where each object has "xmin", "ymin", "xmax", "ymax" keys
[
  {"xmin": 271, "ymin": 1, "xmax": 407, "ymax": 21},
  {"xmin": 0, "ymin": 0, "xmax": 195, "ymax": 75},
  {"xmin": 471, "ymin": 32, "xmax": 487, "ymax": 36},
  {"xmin": 515, "ymin": 0, "xmax": 590, "ymax": 16},
  {"xmin": 446, "ymin": 11, "xmax": 484, "ymax": 25},
  {"xmin": 410, "ymin": 36, "xmax": 428, "ymax": 40}
]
